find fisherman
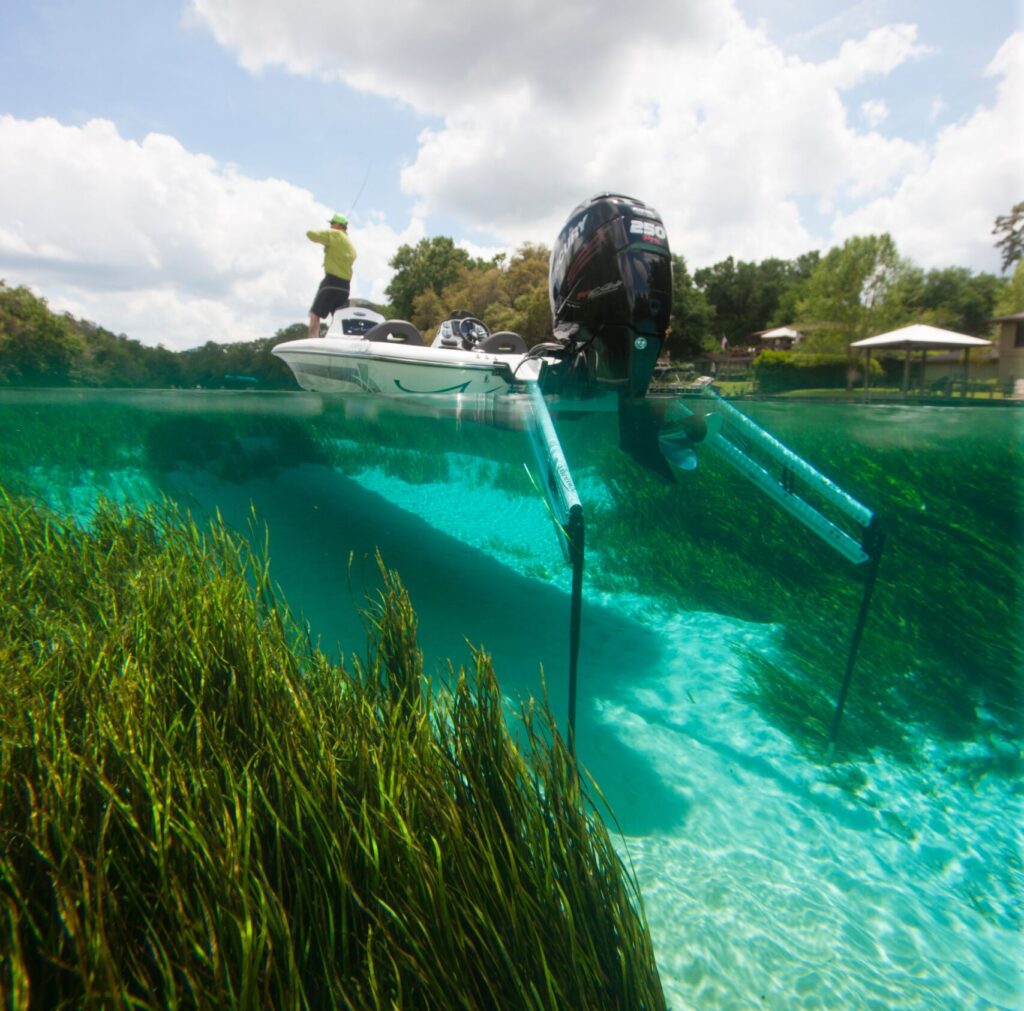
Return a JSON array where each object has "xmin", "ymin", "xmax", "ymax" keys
[{"xmin": 306, "ymin": 213, "xmax": 357, "ymax": 339}]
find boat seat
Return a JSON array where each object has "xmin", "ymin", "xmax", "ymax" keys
[
  {"xmin": 364, "ymin": 320, "xmax": 424, "ymax": 346},
  {"xmin": 479, "ymin": 331, "xmax": 527, "ymax": 354}
]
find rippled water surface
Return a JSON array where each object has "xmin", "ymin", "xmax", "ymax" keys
[{"xmin": 2, "ymin": 389, "xmax": 1021, "ymax": 1009}]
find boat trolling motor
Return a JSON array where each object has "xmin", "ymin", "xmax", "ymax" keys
[{"xmin": 547, "ymin": 192, "xmax": 678, "ymax": 479}]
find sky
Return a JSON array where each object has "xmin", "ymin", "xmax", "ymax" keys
[{"xmin": 0, "ymin": 0, "xmax": 1021, "ymax": 350}]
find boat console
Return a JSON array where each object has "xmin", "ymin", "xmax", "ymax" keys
[
  {"xmin": 431, "ymin": 312, "xmax": 492, "ymax": 350},
  {"xmin": 431, "ymin": 312, "xmax": 529, "ymax": 355}
]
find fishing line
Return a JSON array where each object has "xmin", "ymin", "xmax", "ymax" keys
[{"xmin": 347, "ymin": 161, "xmax": 372, "ymax": 218}]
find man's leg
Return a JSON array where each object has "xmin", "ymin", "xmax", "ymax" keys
[{"xmin": 308, "ymin": 312, "xmax": 321, "ymax": 339}]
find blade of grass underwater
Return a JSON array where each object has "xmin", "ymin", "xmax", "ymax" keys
[{"xmin": 0, "ymin": 488, "xmax": 666, "ymax": 1010}]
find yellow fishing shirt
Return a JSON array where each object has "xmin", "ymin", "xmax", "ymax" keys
[{"xmin": 307, "ymin": 228, "xmax": 357, "ymax": 280}]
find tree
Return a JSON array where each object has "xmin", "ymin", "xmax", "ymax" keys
[
  {"xmin": 917, "ymin": 267, "xmax": 1005, "ymax": 336},
  {"xmin": 771, "ymin": 251, "xmax": 821, "ymax": 326},
  {"xmin": 498, "ymin": 287, "xmax": 552, "ymax": 347},
  {"xmin": 71, "ymin": 321, "xmax": 174, "ymax": 387},
  {"xmin": 792, "ymin": 234, "xmax": 912, "ymax": 350},
  {"xmin": 504, "ymin": 243, "xmax": 549, "ymax": 303},
  {"xmin": 438, "ymin": 265, "xmax": 508, "ymax": 322},
  {"xmin": 668, "ymin": 254, "xmax": 714, "ymax": 357},
  {"xmin": 147, "ymin": 345, "xmax": 186, "ymax": 388},
  {"xmin": 412, "ymin": 244, "xmax": 554, "ymax": 346},
  {"xmin": 993, "ymin": 201, "xmax": 1024, "ymax": 273},
  {"xmin": 385, "ymin": 237, "xmax": 481, "ymax": 319},
  {"xmin": 410, "ymin": 288, "xmax": 446, "ymax": 333},
  {"xmin": 693, "ymin": 257, "xmax": 754, "ymax": 344},
  {"xmin": 694, "ymin": 254, "xmax": 814, "ymax": 347},
  {"xmin": 0, "ymin": 282, "xmax": 83, "ymax": 385},
  {"xmin": 494, "ymin": 245, "xmax": 553, "ymax": 345},
  {"xmin": 994, "ymin": 259, "xmax": 1024, "ymax": 317}
]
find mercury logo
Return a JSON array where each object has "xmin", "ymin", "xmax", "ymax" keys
[
  {"xmin": 553, "ymin": 214, "xmax": 589, "ymax": 276},
  {"xmin": 563, "ymin": 214, "xmax": 588, "ymax": 252}
]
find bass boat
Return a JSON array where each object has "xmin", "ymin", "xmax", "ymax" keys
[
  {"xmin": 274, "ymin": 192, "xmax": 677, "ymax": 473},
  {"xmin": 273, "ymin": 307, "xmax": 550, "ymax": 396}
]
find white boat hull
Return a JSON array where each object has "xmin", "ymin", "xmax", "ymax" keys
[{"xmin": 273, "ymin": 337, "xmax": 545, "ymax": 397}]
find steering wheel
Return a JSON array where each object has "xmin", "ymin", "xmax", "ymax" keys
[{"xmin": 458, "ymin": 316, "xmax": 489, "ymax": 344}]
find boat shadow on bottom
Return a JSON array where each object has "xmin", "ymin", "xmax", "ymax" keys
[{"xmin": 156, "ymin": 460, "xmax": 690, "ymax": 836}]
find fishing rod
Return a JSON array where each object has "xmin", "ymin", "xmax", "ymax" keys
[{"xmin": 346, "ymin": 161, "xmax": 372, "ymax": 219}]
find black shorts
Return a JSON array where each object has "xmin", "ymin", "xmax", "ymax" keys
[{"xmin": 310, "ymin": 274, "xmax": 351, "ymax": 318}]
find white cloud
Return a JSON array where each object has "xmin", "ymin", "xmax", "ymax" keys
[
  {"xmin": 185, "ymin": 0, "xmax": 735, "ymax": 116},
  {"xmin": 818, "ymin": 24, "xmax": 931, "ymax": 90},
  {"xmin": 396, "ymin": 15, "xmax": 929, "ymax": 263},
  {"xmin": 4, "ymin": 6, "xmax": 1017, "ymax": 350},
  {"xmin": 830, "ymin": 33, "xmax": 1024, "ymax": 270},
  {"xmin": 0, "ymin": 116, "xmax": 418, "ymax": 348},
  {"xmin": 189, "ymin": 1, "xmax": 948, "ymax": 270},
  {"xmin": 860, "ymin": 98, "xmax": 889, "ymax": 128}
]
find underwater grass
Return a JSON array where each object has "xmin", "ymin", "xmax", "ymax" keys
[
  {"xmin": 0, "ymin": 401, "xmax": 145, "ymax": 501},
  {"xmin": 0, "ymin": 398, "xmax": 331, "ymax": 493},
  {"xmin": 572, "ymin": 404, "xmax": 1022, "ymax": 763},
  {"xmin": 0, "ymin": 394, "xmax": 537, "ymax": 509},
  {"xmin": 0, "ymin": 490, "xmax": 665, "ymax": 1010},
  {"xmin": 3, "ymin": 390, "xmax": 1017, "ymax": 770}
]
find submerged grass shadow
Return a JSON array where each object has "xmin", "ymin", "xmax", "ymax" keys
[{"xmin": 0, "ymin": 490, "xmax": 665, "ymax": 1010}]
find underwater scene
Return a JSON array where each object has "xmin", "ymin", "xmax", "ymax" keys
[{"xmin": 1, "ymin": 388, "xmax": 1021, "ymax": 1009}]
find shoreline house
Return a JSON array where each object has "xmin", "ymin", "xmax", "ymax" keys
[
  {"xmin": 754, "ymin": 326, "xmax": 804, "ymax": 351},
  {"xmin": 992, "ymin": 312, "xmax": 1024, "ymax": 392}
]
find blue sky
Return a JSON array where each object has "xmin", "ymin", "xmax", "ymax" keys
[{"xmin": 0, "ymin": 0, "xmax": 1020, "ymax": 348}]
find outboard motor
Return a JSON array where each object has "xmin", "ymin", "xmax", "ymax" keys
[{"xmin": 549, "ymin": 193, "xmax": 676, "ymax": 479}]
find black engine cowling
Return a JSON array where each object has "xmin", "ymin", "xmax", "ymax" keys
[{"xmin": 549, "ymin": 193, "xmax": 672, "ymax": 398}]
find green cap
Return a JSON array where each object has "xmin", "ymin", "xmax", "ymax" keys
[{"xmin": 330, "ymin": 213, "xmax": 348, "ymax": 226}]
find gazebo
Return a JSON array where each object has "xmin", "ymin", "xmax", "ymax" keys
[{"xmin": 850, "ymin": 324, "xmax": 992, "ymax": 397}]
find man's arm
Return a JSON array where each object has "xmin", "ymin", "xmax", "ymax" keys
[{"xmin": 306, "ymin": 230, "xmax": 330, "ymax": 245}]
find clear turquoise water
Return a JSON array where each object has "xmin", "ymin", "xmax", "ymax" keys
[{"xmin": 1, "ymin": 388, "xmax": 1021, "ymax": 1009}]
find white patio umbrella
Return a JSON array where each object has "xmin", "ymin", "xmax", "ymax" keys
[{"xmin": 850, "ymin": 324, "xmax": 992, "ymax": 396}]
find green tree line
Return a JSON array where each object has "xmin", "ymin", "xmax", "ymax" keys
[
  {"xmin": 383, "ymin": 219, "xmax": 1021, "ymax": 359},
  {"xmin": 0, "ymin": 282, "xmax": 304, "ymax": 389},
  {"xmin": 2, "ymin": 204, "xmax": 1021, "ymax": 388}
]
